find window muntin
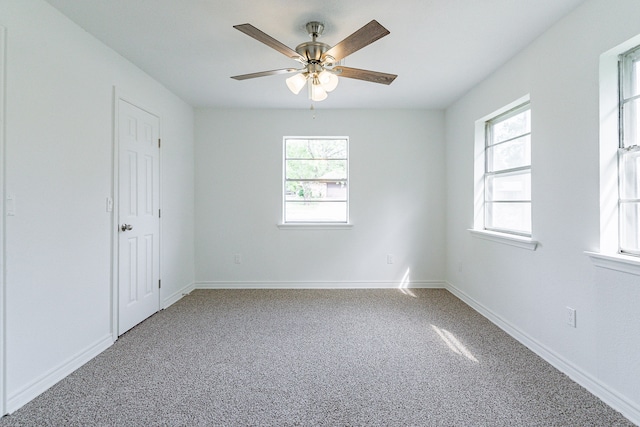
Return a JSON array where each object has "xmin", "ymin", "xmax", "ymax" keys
[
  {"xmin": 283, "ymin": 137, "xmax": 348, "ymax": 223},
  {"xmin": 619, "ymin": 46, "xmax": 640, "ymax": 255},
  {"xmin": 484, "ymin": 103, "xmax": 532, "ymax": 236}
]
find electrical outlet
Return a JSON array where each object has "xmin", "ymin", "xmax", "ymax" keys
[
  {"xmin": 234, "ymin": 254, "xmax": 241, "ymax": 264},
  {"xmin": 387, "ymin": 254, "xmax": 394, "ymax": 264},
  {"xmin": 566, "ymin": 307, "xmax": 576, "ymax": 328}
]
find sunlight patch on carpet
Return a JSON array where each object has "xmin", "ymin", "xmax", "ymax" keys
[
  {"xmin": 431, "ymin": 324, "xmax": 479, "ymax": 363},
  {"xmin": 397, "ymin": 268, "xmax": 417, "ymax": 298}
]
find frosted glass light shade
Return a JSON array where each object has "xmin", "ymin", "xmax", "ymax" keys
[
  {"xmin": 310, "ymin": 83, "xmax": 328, "ymax": 101},
  {"xmin": 319, "ymin": 71, "xmax": 339, "ymax": 92},
  {"xmin": 286, "ymin": 73, "xmax": 307, "ymax": 95}
]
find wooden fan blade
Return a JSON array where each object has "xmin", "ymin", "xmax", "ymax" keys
[
  {"xmin": 231, "ymin": 68, "xmax": 299, "ymax": 80},
  {"xmin": 234, "ymin": 24, "xmax": 301, "ymax": 60},
  {"xmin": 324, "ymin": 20, "xmax": 390, "ymax": 62},
  {"xmin": 334, "ymin": 66, "xmax": 397, "ymax": 85}
]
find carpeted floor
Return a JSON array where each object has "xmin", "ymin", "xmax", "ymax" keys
[{"xmin": 0, "ymin": 289, "xmax": 634, "ymax": 426}]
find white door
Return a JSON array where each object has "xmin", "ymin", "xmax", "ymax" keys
[{"xmin": 118, "ymin": 100, "xmax": 160, "ymax": 335}]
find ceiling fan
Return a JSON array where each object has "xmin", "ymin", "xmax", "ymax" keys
[{"xmin": 231, "ymin": 20, "xmax": 397, "ymax": 102}]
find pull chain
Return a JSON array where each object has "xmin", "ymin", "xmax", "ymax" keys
[{"xmin": 310, "ymin": 103, "xmax": 316, "ymax": 119}]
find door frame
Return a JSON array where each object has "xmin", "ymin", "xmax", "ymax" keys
[
  {"xmin": 0, "ymin": 24, "xmax": 7, "ymax": 416},
  {"xmin": 111, "ymin": 89, "xmax": 162, "ymax": 340}
]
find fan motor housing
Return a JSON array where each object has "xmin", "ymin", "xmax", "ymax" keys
[{"xmin": 296, "ymin": 41, "xmax": 330, "ymax": 63}]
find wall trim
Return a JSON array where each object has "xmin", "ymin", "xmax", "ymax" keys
[
  {"xmin": 585, "ymin": 251, "xmax": 640, "ymax": 276},
  {"xmin": 277, "ymin": 223, "xmax": 354, "ymax": 230},
  {"xmin": 6, "ymin": 334, "xmax": 113, "ymax": 414},
  {"xmin": 110, "ymin": 88, "xmax": 119, "ymax": 342},
  {"xmin": 468, "ymin": 229, "xmax": 539, "ymax": 251},
  {"xmin": 196, "ymin": 280, "xmax": 446, "ymax": 290},
  {"xmin": 162, "ymin": 281, "xmax": 196, "ymax": 309},
  {"xmin": 445, "ymin": 281, "xmax": 640, "ymax": 426}
]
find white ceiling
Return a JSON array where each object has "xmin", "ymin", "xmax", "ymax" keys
[{"xmin": 44, "ymin": 0, "xmax": 585, "ymax": 109}]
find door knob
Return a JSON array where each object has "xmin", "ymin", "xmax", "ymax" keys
[{"xmin": 121, "ymin": 224, "xmax": 133, "ymax": 232}]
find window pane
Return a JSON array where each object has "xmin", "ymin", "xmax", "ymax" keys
[
  {"xmin": 619, "ymin": 149, "xmax": 640, "ymax": 200},
  {"xmin": 482, "ymin": 102, "xmax": 531, "ymax": 236},
  {"xmin": 486, "ymin": 170, "xmax": 531, "ymax": 201},
  {"xmin": 490, "ymin": 109, "xmax": 531, "ymax": 145},
  {"xmin": 285, "ymin": 201, "xmax": 347, "ymax": 222},
  {"xmin": 485, "ymin": 202, "xmax": 531, "ymax": 235},
  {"xmin": 633, "ymin": 58, "xmax": 640, "ymax": 98},
  {"xmin": 286, "ymin": 139, "xmax": 347, "ymax": 159},
  {"xmin": 286, "ymin": 159, "xmax": 347, "ymax": 180},
  {"xmin": 621, "ymin": 50, "xmax": 640, "ymax": 100},
  {"xmin": 622, "ymin": 97, "xmax": 640, "ymax": 149},
  {"xmin": 487, "ymin": 135, "xmax": 531, "ymax": 172},
  {"xmin": 620, "ymin": 202, "xmax": 640, "ymax": 254},
  {"xmin": 619, "ymin": 48, "xmax": 640, "ymax": 256},
  {"xmin": 285, "ymin": 180, "xmax": 347, "ymax": 201}
]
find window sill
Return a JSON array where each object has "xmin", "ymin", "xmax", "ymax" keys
[
  {"xmin": 277, "ymin": 223, "xmax": 353, "ymax": 230},
  {"xmin": 584, "ymin": 251, "xmax": 640, "ymax": 276},
  {"xmin": 468, "ymin": 229, "xmax": 539, "ymax": 251}
]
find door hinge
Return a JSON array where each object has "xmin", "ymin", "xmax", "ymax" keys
[
  {"xmin": 159, "ymin": 209, "xmax": 161, "ymax": 218},
  {"xmin": 159, "ymin": 279, "xmax": 161, "ymax": 289},
  {"xmin": 158, "ymin": 138, "xmax": 161, "ymax": 148}
]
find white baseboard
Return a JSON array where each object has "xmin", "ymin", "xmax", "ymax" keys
[
  {"xmin": 445, "ymin": 281, "xmax": 640, "ymax": 426},
  {"xmin": 6, "ymin": 334, "xmax": 113, "ymax": 414},
  {"xmin": 162, "ymin": 281, "xmax": 196, "ymax": 309},
  {"xmin": 196, "ymin": 280, "xmax": 446, "ymax": 290}
]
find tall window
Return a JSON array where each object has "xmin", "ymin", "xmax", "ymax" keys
[
  {"xmin": 283, "ymin": 137, "xmax": 348, "ymax": 223},
  {"xmin": 484, "ymin": 103, "xmax": 532, "ymax": 236},
  {"xmin": 619, "ymin": 46, "xmax": 640, "ymax": 255}
]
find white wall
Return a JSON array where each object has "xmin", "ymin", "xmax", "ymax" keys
[
  {"xmin": 195, "ymin": 109, "xmax": 445, "ymax": 288},
  {"xmin": 0, "ymin": 0, "xmax": 195, "ymax": 412},
  {"xmin": 445, "ymin": 0, "xmax": 640, "ymax": 422}
]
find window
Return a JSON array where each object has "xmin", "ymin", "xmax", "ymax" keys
[
  {"xmin": 483, "ymin": 102, "xmax": 532, "ymax": 236},
  {"xmin": 283, "ymin": 137, "xmax": 348, "ymax": 223},
  {"xmin": 588, "ymin": 36, "xmax": 640, "ymax": 273},
  {"xmin": 619, "ymin": 46, "xmax": 640, "ymax": 256}
]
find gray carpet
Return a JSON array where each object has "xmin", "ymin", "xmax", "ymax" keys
[{"xmin": 0, "ymin": 289, "xmax": 634, "ymax": 426}]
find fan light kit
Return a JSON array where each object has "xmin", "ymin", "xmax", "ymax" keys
[{"xmin": 231, "ymin": 20, "xmax": 397, "ymax": 102}]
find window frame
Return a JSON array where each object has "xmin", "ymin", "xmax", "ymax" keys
[
  {"xmin": 282, "ymin": 136, "xmax": 350, "ymax": 225},
  {"xmin": 587, "ymin": 34, "xmax": 640, "ymax": 274},
  {"xmin": 618, "ymin": 45, "xmax": 640, "ymax": 256},
  {"xmin": 483, "ymin": 101, "xmax": 532, "ymax": 237}
]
